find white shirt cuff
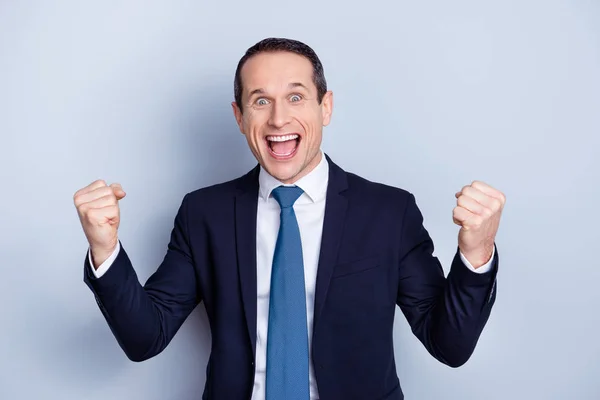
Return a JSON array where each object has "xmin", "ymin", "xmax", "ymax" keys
[
  {"xmin": 459, "ymin": 246, "xmax": 495, "ymax": 274},
  {"xmin": 88, "ymin": 242, "xmax": 121, "ymax": 278}
]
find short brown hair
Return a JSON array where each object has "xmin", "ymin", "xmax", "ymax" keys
[{"xmin": 233, "ymin": 37, "xmax": 328, "ymax": 112}]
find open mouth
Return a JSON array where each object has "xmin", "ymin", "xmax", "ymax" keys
[{"xmin": 266, "ymin": 134, "xmax": 300, "ymax": 159}]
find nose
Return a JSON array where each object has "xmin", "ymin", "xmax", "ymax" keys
[{"xmin": 268, "ymin": 101, "xmax": 292, "ymax": 129}]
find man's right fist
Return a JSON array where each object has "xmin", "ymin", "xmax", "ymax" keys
[{"xmin": 73, "ymin": 179, "xmax": 126, "ymax": 268}]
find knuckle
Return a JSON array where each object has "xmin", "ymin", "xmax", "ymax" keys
[
  {"xmin": 99, "ymin": 193, "xmax": 115, "ymax": 203},
  {"xmin": 105, "ymin": 197, "xmax": 118, "ymax": 208},
  {"xmin": 499, "ymin": 192, "xmax": 506, "ymax": 204},
  {"xmin": 472, "ymin": 180, "xmax": 486, "ymax": 191},
  {"xmin": 100, "ymin": 187, "xmax": 113, "ymax": 198},
  {"xmin": 491, "ymin": 198, "xmax": 502, "ymax": 210}
]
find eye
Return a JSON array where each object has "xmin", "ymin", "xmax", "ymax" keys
[
  {"xmin": 290, "ymin": 94, "xmax": 302, "ymax": 102},
  {"xmin": 256, "ymin": 98, "xmax": 269, "ymax": 106}
]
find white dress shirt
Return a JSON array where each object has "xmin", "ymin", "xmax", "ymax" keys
[{"xmin": 89, "ymin": 152, "xmax": 493, "ymax": 400}]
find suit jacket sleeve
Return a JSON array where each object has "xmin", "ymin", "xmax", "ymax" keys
[
  {"xmin": 83, "ymin": 193, "xmax": 201, "ymax": 362},
  {"xmin": 396, "ymin": 193, "xmax": 497, "ymax": 367}
]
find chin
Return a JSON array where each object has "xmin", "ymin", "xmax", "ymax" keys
[{"xmin": 268, "ymin": 165, "xmax": 302, "ymax": 183}]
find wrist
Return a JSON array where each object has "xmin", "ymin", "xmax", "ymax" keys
[
  {"xmin": 461, "ymin": 243, "xmax": 494, "ymax": 269},
  {"xmin": 90, "ymin": 241, "xmax": 117, "ymax": 269}
]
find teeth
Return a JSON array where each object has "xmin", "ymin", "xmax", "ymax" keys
[{"xmin": 267, "ymin": 134, "xmax": 299, "ymax": 142}]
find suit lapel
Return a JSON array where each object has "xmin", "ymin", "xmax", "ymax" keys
[
  {"xmin": 234, "ymin": 156, "xmax": 349, "ymax": 358},
  {"xmin": 313, "ymin": 155, "xmax": 348, "ymax": 332},
  {"xmin": 235, "ymin": 165, "xmax": 260, "ymax": 360}
]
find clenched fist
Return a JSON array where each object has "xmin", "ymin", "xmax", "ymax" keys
[
  {"xmin": 73, "ymin": 179, "xmax": 126, "ymax": 269},
  {"xmin": 453, "ymin": 181, "xmax": 506, "ymax": 268}
]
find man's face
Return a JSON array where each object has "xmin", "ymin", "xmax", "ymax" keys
[{"xmin": 232, "ymin": 51, "xmax": 333, "ymax": 184}]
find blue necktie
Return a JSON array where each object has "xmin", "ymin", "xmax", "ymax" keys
[{"xmin": 265, "ymin": 186, "xmax": 310, "ymax": 400}]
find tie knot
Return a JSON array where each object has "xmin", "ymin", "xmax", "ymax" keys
[{"xmin": 272, "ymin": 186, "xmax": 304, "ymax": 209}]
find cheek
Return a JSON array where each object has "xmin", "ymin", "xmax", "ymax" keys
[
  {"xmin": 294, "ymin": 108, "xmax": 322, "ymax": 138},
  {"xmin": 242, "ymin": 112, "xmax": 267, "ymax": 144},
  {"xmin": 242, "ymin": 112, "xmax": 258, "ymax": 133},
  {"xmin": 241, "ymin": 109, "xmax": 255, "ymax": 128}
]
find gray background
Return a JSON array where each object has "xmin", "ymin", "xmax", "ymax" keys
[{"xmin": 1, "ymin": 1, "xmax": 599, "ymax": 399}]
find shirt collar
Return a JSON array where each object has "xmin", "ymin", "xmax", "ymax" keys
[{"xmin": 258, "ymin": 151, "xmax": 329, "ymax": 203}]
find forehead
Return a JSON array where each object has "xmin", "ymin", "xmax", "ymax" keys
[{"xmin": 240, "ymin": 51, "xmax": 315, "ymax": 93}]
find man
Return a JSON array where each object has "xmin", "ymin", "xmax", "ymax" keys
[{"xmin": 74, "ymin": 38, "xmax": 505, "ymax": 400}]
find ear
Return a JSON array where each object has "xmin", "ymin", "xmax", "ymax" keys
[
  {"xmin": 231, "ymin": 102, "xmax": 245, "ymax": 134},
  {"xmin": 321, "ymin": 91, "xmax": 334, "ymax": 126}
]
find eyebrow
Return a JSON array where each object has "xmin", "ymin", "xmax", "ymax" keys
[
  {"xmin": 247, "ymin": 82, "xmax": 310, "ymax": 99},
  {"xmin": 288, "ymin": 82, "xmax": 309, "ymax": 91}
]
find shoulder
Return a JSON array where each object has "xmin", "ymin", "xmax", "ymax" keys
[
  {"xmin": 182, "ymin": 166, "xmax": 258, "ymax": 209},
  {"xmin": 185, "ymin": 179, "xmax": 238, "ymax": 203},
  {"xmin": 342, "ymin": 170, "xmax": 425, "ymax": 231},
  {"xmin": 344, "ymin": 170, "xmax": 415, "ymax": 208}
]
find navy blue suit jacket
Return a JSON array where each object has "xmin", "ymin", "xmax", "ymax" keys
[{"xmin": 84, "ymin": 155, "xmax": 498, "ymax": 399}]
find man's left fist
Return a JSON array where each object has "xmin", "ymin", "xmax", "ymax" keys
[{"xmin": 453, "ymin": 181, "xmax": 506, "ymax": 268}]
